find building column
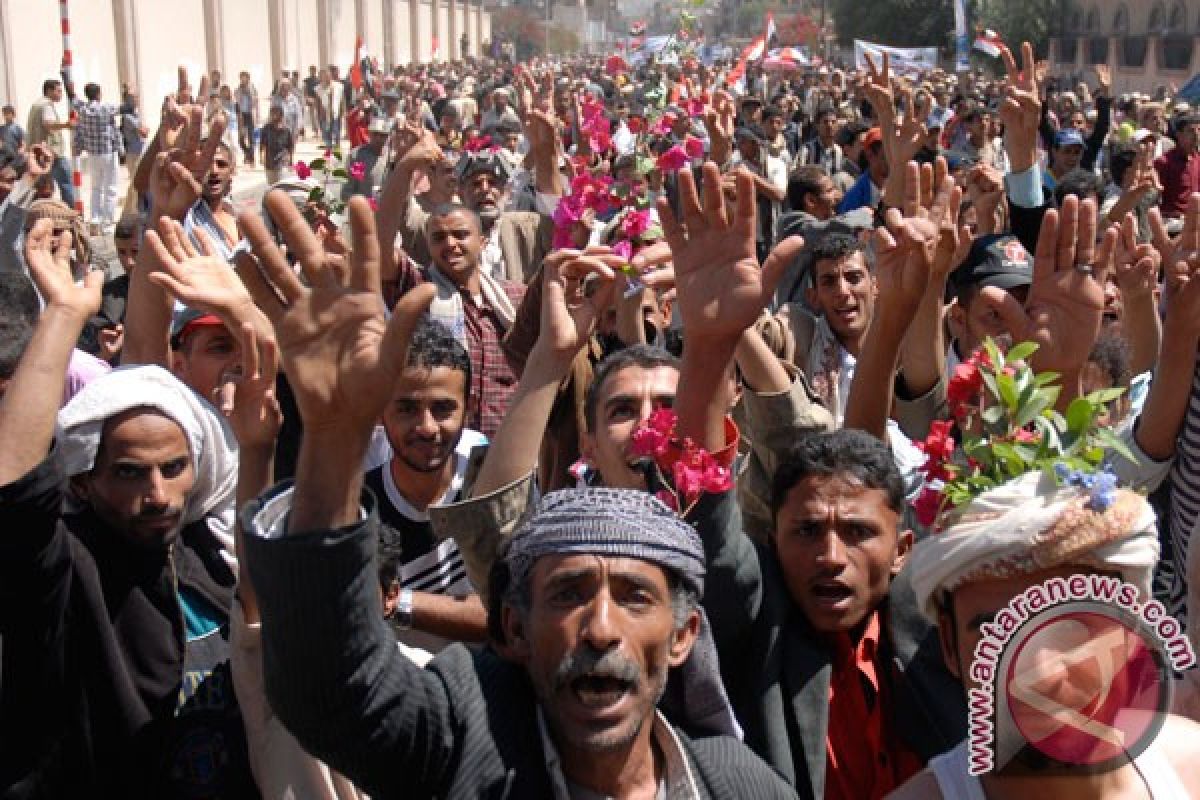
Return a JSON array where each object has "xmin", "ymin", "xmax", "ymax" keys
[
  {"xmin": 203, "ymin": 0, "xmax": 224, "ymax": 79},
  {"xmin": 382, "ymin": 0, "xmax": 394, "ymax": 69},
  {"xmin": 317, "ymin": 0, "xmax": 331, "ymax": 72},
  {"xmin": 431, "ymin": 0, "xmax": 440, "ymax": 61},
  {"xmin": 474, "ymin": 2, "xmax": 483, "ymax": 57},
  {"xmin": 111, "ymin": 0, "xmax": 141, "ymax": 94},
  {"xmin": 409, "ymin": 0, "xmax": 420, "ymax": 66}
]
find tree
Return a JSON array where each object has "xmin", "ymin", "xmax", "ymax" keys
[{"xmin": 830, "ymin": 0, "xmax": 953, "ymax": 49}]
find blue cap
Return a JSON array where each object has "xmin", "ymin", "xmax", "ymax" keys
[{"xmin": 1054, "ymin": 127, "xmax": 1085, "ymax": 148}]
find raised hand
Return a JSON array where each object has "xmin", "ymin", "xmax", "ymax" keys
[
  {"xmin": 1150, "ymin": 193, "xmax": 1200, "ymax": 279},
  {"xmin": 148, "ymin": 104, "xmax": 227, "ymax": 220},
  {"xmin": 1113, "ymin": 212, "xmax": 1161, "ymax": 302},
  {"xmin": 861, "ymin": 51, "xmax": 895, "ymax": 125},
  {"xmin": 25, "ymin": 144, "xmax": 54, "ymax": 180},
  {"xmin": 535, "ymin": 248, "xmax": 621, "ymax": 361},
  {"xmin": 1094, "ymin": 63, "xmax": 1111, "ymax": 96},
  {"xmin": 999, "ymin": 42, "xmax": 1042, "ymax": 173},
  {"xmin": 398, "ymin": 126, "xmax": 443, "ymax": 170},
  {"xmin": 145, "ymin": 218, "xmax": 256, "ymax": 317},
  {"xmin": 657, "ymin": 163, "xmax": 804, "ymax": 343},
  {"xmin": 23, "ymin": 220, "xmax": 102, "ymax": 316},
  {"xmin": 878, "ymin": 163, "xmax": 957, "ymax": 317},
  {"xmin": 237, "ymin": 192, "xmax": 436, "ymax": 439},
  {"xmin": 980, "ymin": 195, "xmax": 1115, "ymax": 380},
  {"xmin": 224, "ymin": 322, "xmax": 283, "ymax": 449},
  {"xmin": 702, "ymin": 90, "xmax": 735, "ymax": 165}
]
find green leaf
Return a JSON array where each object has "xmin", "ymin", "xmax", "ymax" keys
[
  {"xmin": 309, "ymin": 158, "xmax": 327, "ymax": 171},
  {"xmin": 983, "ymin": 338, "xmax": 1004, "ymax": 370},
  {"xmin": 1095, "ymin": 427, "xmax": 1138, "ymax": 465},
  {"xmin": 996, "ymin": 371, "xmax": 1018, "ymax": 410},
  {"xmin": 1006, "ymin": 341, "xmax": 1039, "ymax": 363},
  {"xmin": 982, "ymin": 405, "xmax": 1006, "ymax": 425},
  {"xmin": 1065, "ymin": 397, "xmax": 1094, "ymax": 437},
  {"xmin": 332, "ymin": 149, "xmax": 343, "ymax": 160},
  {"xmin": 1014, "ymin": 391, "xmax": 1054, "ymax": 429},
  {"xmin": 307, "ymin": 187, "xmax": 323, "ymax": 202},
  {"xmin": 1085, "ymin": 387, "xmax": 1126, "ymax": 406},
  {"xmin": 981, "ymin": 370, "xmax": 1000, "ymax": 404},
  {"xmin": 332, "ymin": 168, "xmax": 348, "ymax": 179},
  {"xmin": 1033, "ymin": 371, "xmax": 1061, "ymax": 387}
]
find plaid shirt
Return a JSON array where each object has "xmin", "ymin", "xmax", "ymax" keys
[
  {"xmin": 387, "ymin": 256, "xmax": 526, "ymax": 439},
  {"xmin": 72, "ymin": 99, "xmax": 121, "ymax": 155}
]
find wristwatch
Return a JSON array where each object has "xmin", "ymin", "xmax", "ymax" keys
[{"xmin": 395, "ymin": 588, "xmax": 415, "ymax": 630}]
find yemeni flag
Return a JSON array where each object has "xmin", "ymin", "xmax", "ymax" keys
[
  {"xmin": 973, "ymin": 28, "xmax": 1006, "ymax": 58},
  {"xmin": 630, "ymin": 19, "xmax": 647, "ymax": 36},
  {"xmin": 764, "ymin": 12, "xmax": 778, "ymax": 54},
  {"xmin": 728, "ymin": 35, "xmax": 766, "ymax": 92},
  {"xmin": 349, "ymin": 35, "xmax": 368, "ymax": 90}
]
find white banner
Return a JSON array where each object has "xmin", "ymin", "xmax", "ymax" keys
[{"xmin": 853, "ymin": 40, "xmax": 939, "ymax": 76}]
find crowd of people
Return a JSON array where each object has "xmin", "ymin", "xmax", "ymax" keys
[{"xmin": 2, "ymin": 33, "xmax": 1200, "ymax": 799}]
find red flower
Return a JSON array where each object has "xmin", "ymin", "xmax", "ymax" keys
[
  {"xmin": 367, "ymin": 197, "xmax": 379, "ymax": 211},
  {"xmin": 683, "ymin": 135, "xmax": 705, "ymax": 160},
  {"xmin": 919, "ymin": 419, "xmax": 957, "ymax": 463},
  {"xmin": 631, "ymin": 424, "xmax": 670, "ymax": 459},
  {"xmin": 684, "ymin": 98, "xmax": 706, "ymax": 117},
  {"xmin": 589, "ymin": 129, "xmax": 612, "ymax": 154},
  {"xmin": 627, "ymin": 116, "xmax": 646, "ymax": 135},
  {"xmin": 656, "ymin": 146, "xmax": 689, "ymax": 173},
  {"xmin": 294, "ymin": 161, "xmax": 312, "ymax": 180},
  {"xmin": 465, "ymin": 134, "xmax": 493, "ymax": 153},
  {"xmin": 605, "ymin": 55, "xmax": 628, "ymax": 76},
  {"xmin": 349, "ymin": 161, "xmax": 367, "ymax": 181},
  {"xmin": 621, "ymin": 209, "xmax": 652, "ymax": 240},
  {"xmin": 612, "ymin": 239, "xmax": 634, "ymax": 262},
  {"xmin": 649, "ymin": 114, "xmax": 674, "ymax": 137},
  {"xmin": 913, "ymin": 486, "xmax": 944, "ymax": 528},
  {"xmin": 647, "ymin": 408, "xmax": 676, "ymax": 435},
  {"xmin": 946, "ymin": 361, "xmax": 983, "ymax": 415}
]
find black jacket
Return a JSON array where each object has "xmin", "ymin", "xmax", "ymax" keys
[
  {"xmin": 695, "ymin": 490, "xmax": 966, "ymax": 799},
  {"xmin": 242, "ymin": 482, "xmax": 799, "ymax": 800},
  {"xmin": 0, "ymin": 447, "xmax": 253, "ymax": 799}
]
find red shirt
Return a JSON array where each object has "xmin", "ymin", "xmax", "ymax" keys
[
  {"xmin": 824, "ymin": 611, "xmax": 924, "ymax": 800},
  {"xmin": 346, "ymin": 108, "xmax": 371, "ymax": 148},
  {"xmin": 1154, "ymin": 146, "xmax": 1200, "ymax": 217}
]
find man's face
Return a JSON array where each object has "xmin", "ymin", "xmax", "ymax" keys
[
  {"xmin": 495, "ymin": 91, "xmax": 510, "ymax": 111},
  {"xmin": 73, "ymin": 409, "xmax": 195, "ymax": 548},
  {"xmin": 582, "ymin": 364, "xmax": 679, "ymax": 490},
  {"xmin": 772, "ymin": 473, "xmax": 911, "ymax": 633},
  {"xmin": 1140, "ymin": 108, "xmax": 1165, "ymax": 133},
  {"xmin": 1067, "ymin": 112, "xmax": 1086, "ymax": 131},
  {"xmin": 3, "ymin": 109, "xmax": 14, "ymax": 124},
  {"xmin": 767, "ymin": 115, "xmax": 786, "ymax": 137},
  {"xmin": 805, "ymin": 252, "xmax": 875, "ymax": 346},
  {"xmin": 382, "ymin": 365, "xmax": 467, "ymax": 474},
  {"xmin": 737, "ymin": 136, "xmax": 761, "ymax": 163},
  {"xmin": 806, "ymin": 176, "xmax": 842, "ymax": 220},
  {"xmin": 49, "ymin": 84, "xmax": 63, "ymax": 101},
  {"xmin": 949, "ymin": 285, "xmax": 1029, "ymax": 356},
  {"xmin": 115, "ymin": 235, "xmax": 138, "ymax": 274},
  {"xmin": 203, "ymin": 148, "xmax": 234, "ymax": 203},
  {"xmin": 1055, "ymin": 144, "xmax": 1084, "ymax": 172},
  {"xmin": 818, "ymin": 113, "xmax": 837, "ymax": 141},
  {"xmin": 172, "ymin": 324, "xmax": 241, "ymax": 403},
  {"xmin": 368, "ymin": 131, "xmax": 388, "ymax": 152},
  {"xmin": 428, "ymin": 210, "xmax": 482, "ymax": 284},
  {"xmin": 507, "ymin": 554, "xmax": 697, "ymax": 754},
  {"xmin": 1179, "ymin": 122, "xmax": 1200, "ymax": 154},
  {"xmin": 462, "ymin": 170, "xmax": 504, "ymax": 214}
]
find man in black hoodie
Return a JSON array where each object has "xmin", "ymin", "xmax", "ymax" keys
[{"xmin": 0, "ymin": 220, "xmax": 254, "ymax": 797}]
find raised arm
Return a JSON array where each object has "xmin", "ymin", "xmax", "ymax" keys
[
  {"xmin": 1111, "ymin": 213, "xmax": 1163, "ymax": 377},
  {"xmin": 0, "ymin": 222, "xmax": 102, "ymax": 485},
  {"xmin": 473, "ymin": 250, "xmax": 618, "ymax": 498}
]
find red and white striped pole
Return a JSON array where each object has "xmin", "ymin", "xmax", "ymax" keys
[{"xmin": 59, "ymin": 0, "xmax": 84, "ymax": 215}]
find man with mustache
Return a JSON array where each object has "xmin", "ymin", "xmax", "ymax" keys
[
  {"xmin": 235, "ymin": 193, "xmax": 794, "ymax": 798},
  {"xmin": 0, "ymin": 220, "xmax": 253, "ymax": 795},
  {"xmin": 379, "ymin": 120, "xmax": 559, "ymax": 283}
]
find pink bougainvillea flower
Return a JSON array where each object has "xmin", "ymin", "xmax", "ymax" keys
[
  {"xmin": 649, "ymin": 114, "xmax": 675, "ymax": 137},
  {"xmin": 683, "ymin": 135, "xmax": 705, "ymax": 160},
  {"xmin": 349, "ymin": 161, "xmax": 367, "ymax": 181},
  {"xmin": 656, "ymin": 146, "xmax": 689, "ymax": 173},
  {"xmin": 612, "ymin": 239, "xmax": 634, "ymax": 262},
  {"xmin": 294, "ymin": 161, "xmax": 312, "ymax": 180},
  {"xmin": 627, "ymin": 116, "xmax": 646, "ymax": 135},
  {"xmin": 913, "ymin": 486, "xmax": 944, "ymax": 528},
  {"xmin": 684, "ymin": 97, "xmax": 706, "ymax": 117},
  {"xmin": 631, "ymin": 424, "xmax": 670, "ymax": 459},
  {"xmin": 647, "ymin": 407, "xmax": 677, "ymax": 435},
  {"xmin": 621, "ymin": 209, "xmax": 652, "ymax": 240}
]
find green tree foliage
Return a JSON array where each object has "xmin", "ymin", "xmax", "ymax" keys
[{"xmin": 830, "ymin": 0, "xmax": 953, "ymax": 48}]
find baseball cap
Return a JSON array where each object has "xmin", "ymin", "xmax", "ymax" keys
[
  {"xmin": 734, "ymin": 125, "xmax": 767, "ymax": 144},
  {"xmin": 1054, "ymin": 127, "xmax": 1085, "ymax": 148},
  {"xmin": 170, "ymin": 307, "xmax": 225, "ymax": 349},
  {"xmin": 949, "ymin": 234, "xmax": 1033, "ymax": 301}
]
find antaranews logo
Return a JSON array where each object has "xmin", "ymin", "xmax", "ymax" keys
[{"xmin": 966, "ymin": 574, "xmax": 1195, "ymax": 775}]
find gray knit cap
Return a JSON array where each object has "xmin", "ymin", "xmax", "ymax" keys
[{"xmin": 505, "ymin": 488, "xmax": 706, "ymax": 598}]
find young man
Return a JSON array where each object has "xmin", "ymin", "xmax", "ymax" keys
[
  {"xmin": 259, "ymin": 104, "xmax": 295, "ymax": 186},
  {"xmin": 72, "ymin": 82, "xmax": 124, "ymax": 233},
  {"xmin": 364, "ymin": 319, "xmax": 488, "ymax": 651},
  {"xmin": 234, "ymin": 71, "xmax": 260, "ymax": 166},
  {"xmin": 26, "ymin": 79, "xmax": 76, "ymax": 206},
  {"xmin": 232, "ymin": 193, "xmax": 795, "ymax": 799},
  {"xmin": 0, "ymin": 104, "xmax": 25, "ymax": 155},
  {"xmin": 1154, "ymin": 114, "xmax": 1200, "ymax": 224},
  {"xmin": 0, "ymin": 220, "xmax": 251, "ymax": 796}
]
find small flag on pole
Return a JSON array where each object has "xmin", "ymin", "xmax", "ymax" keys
[
  {"xmin": 764, "ymin": 12, "xmax": 778, "ymax": 52},
  {"xmin": 349, "ymin": 35, "xmax": 367, "ymax": 89},
  {"xmin": 973, "ymin": 29, "xmax": 1006, "ymax": 58}
]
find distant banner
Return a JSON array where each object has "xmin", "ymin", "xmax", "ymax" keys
[
  {"xmin": 953, "ymin": 0, "xmax": 970, "ymax": 71},
  {"xmin": 629, "ymin": 35, "xmax": 675, "ymax": 65},
  {"xmin": 853, "ymin": 40, "xmax": 939, "ymax": 76}
]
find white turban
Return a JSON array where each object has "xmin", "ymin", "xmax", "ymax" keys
[
  {"xmin": 56, "ymin": 365, "xmax": 239, "ymax": 556},
  {"xmin": 909, "ymin": 471, "xmax": 1160, "ymax": 621}
]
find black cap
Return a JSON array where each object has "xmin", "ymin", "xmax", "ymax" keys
[
  {"xmin": 734, "ymin": 125, "xmax": 767, "ymax": 144},
  {"xmin": 949, "ymin": 234, "xmax": 1033, "ymax": 300}
]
